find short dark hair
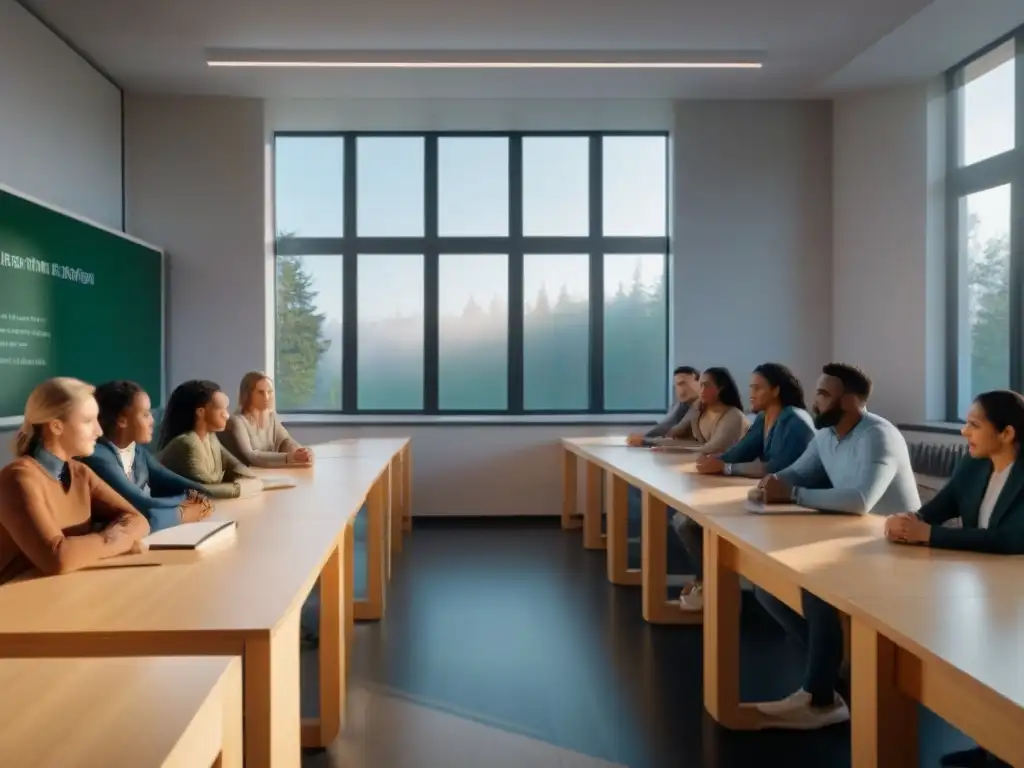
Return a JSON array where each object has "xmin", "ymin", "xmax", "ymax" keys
[
  {"xmin": 974, "ymin": 390, "xmax": 1024, "ymax": 447},
  {"xmin": 94, "ymin": 380, "xmax": 144, "ymax": 438},
  {"xmin": 701, "ymin": 367, "xmax": 745, "ymax": 411},
  {"xmin": 673, "ymin": 366, "xmax": 700, "ymax": 379},
  {"xmin": 822, "ymin": 363, "xmax": 873, "ymax": 400},
  {"xmin": 752, "ymin": 363, "xmax": 806, "ymax": 410},
  {"xmin": 158, "ymin": 379, "xmax": 222, "ymax": 449}
]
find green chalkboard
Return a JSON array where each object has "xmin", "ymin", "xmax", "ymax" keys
[{"xmin": 0, "ymin": 185, "xmax": 164, "ymax": 424}]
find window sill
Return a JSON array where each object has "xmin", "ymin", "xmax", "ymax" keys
[
  {"xmin": 281, "ymin": 413, "xmax": 662, "ymax": 427},
  {"xmin": 898, "ymin": 421, "xmax": 964, "ymax": 436}
]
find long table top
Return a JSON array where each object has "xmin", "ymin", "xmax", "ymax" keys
[
  {"xmin": 0, "ymin": 656, "xmax": 238, "ymax": 766},
  {"xmin": 562, "ymin": 437, "xmax": 1024, "ymax": 714},
  {"xmin": 0, "ymin": 450, "xmax": 391, "ymax": 642}
]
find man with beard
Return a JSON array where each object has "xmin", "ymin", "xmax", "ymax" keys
[{"xmin": 747, "ymin": 362, "xmax": 920, "ymax": 730}]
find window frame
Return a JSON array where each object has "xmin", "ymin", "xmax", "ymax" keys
[
  {"xmin": 945, "ymin": 30, "xmax": 1024, "ymax": 420},
  {"xmin": 273, "ymin": 130, "xmax": 671, "ymax": 416}
]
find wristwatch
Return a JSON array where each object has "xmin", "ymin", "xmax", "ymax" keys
[
  {"xmin": 789, "ymin": 486, "xmax": 799, "ymax": 503},
  {"xmin": 723, "ymin": 463, "xmax": 734, "ymax": 476}
]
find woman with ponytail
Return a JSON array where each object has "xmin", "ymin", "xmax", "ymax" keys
[{"xmin": 0, "ymin": 378, "xmax": 150, "ymax": 583}]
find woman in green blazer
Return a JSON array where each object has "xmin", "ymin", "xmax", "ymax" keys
[
  {"xmin": 884, "ymin": 394, "xmax": 1021, "ymax": 768},
  {"xmin": 885, "ymin": 390, "xmax": 1024, "ymax": 555}
]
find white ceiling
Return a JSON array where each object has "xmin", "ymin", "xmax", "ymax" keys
[{"xmin": 20, "ymin": 0, "xmax": 1024, "ymax": 98}]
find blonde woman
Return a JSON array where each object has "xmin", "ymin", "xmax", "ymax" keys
[
  {"xmin": 221, "ymin": 372, "xmax": 313, "ymax": 468},
  {"xmin": 0, "ymin": 378, "xmax": 150, "ymax": 583}
]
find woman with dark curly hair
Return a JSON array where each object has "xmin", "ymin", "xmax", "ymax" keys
[
  {"xmin": 157, "ymin": 380, "xmax": 262, "ymax": 500},
  {"xmin": 665, "ymin": 367, "xmax": 749, "ymax": 454},
  {"xmin": 695, "ymin": 362, "xmax": 815, "ymax": 479}
]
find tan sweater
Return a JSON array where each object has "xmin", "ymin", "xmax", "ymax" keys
[
  {"xmin": 0, "ymin": 458, "xmax": 150, "ymax": 583},
  {"xmin": 671, "ymin": 406, "xmax": 750, "ymax": 455},
  {"xmin": 221, "ymin": 412, "xmax": 301, "ymax": 468},
  {"xmin": 157, "ymin": 432, "xmax": 260, "ymax": 500}
]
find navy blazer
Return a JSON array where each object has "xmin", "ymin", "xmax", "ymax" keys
[
  {"xmin": 78, "ymin": 438, "xmax": 208, "ymax": 531},
  {"xmin": 919, "ymin": 455, "xmax": 1024, "ymax": 554},
  {"xmin": 718, "ymin": 406, "xmax": 816, "ymax": 474}
]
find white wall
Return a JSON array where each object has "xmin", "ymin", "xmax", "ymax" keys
[
  {"xmin": 124, "ymin": 95, "xmax": 266, "ymax": 391},
  {"xmin": 671, "ymin": 101, "xmax": 834, "ymax": 393},
  {"xmin": 832, "ymin": 83, "xmax": 947, "ymax": 424},
  {"xmin": 0, "ymin": 0, "xmax": 122, "ymax": 228}
]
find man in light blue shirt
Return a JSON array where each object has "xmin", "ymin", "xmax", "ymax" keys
[{"xmin": 749, "ymin": 363, "xmax": 921, "ymax": 730}]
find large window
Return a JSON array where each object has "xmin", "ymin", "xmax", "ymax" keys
[
  {"xmin": 274, "ymin": 132, "xmax": 669, "ymax": 414},
  {"xmin": 947, "ymin": 35, "xmax": 1022, "ymax": 418}
]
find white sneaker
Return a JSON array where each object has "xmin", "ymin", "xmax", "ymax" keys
[
  {"xmin": 679, "ymin": 583, "xmax": 704, "ymax": 611},
  {"xmin": 756, "ymin": 690, "xmax": 850, "ymax": 730}
]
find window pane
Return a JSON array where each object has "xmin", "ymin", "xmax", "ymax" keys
[
  {"xmin": 357, "ymin": 137, "xmax": 424, "ymax": 236},
  {"xmin": 957, "ymin": 185, "xmax": 1011, "ymax": 416},
  {"xmin": 275, "ymin": 255, "xmax": 342, "ymax": 411},
  {"xmin": 438, "ymin": 254, "xmax": 508, "ymax": 410},
  {"xmin": 602, "ymin": 136, "xmax": 667, "ymax": 236},
  {"xmin": 523, "ymin": 254, "xmax": 589, "ymax": 410},
  {"xmin": 960, "ymin": 40, "xmax": 1015, "ymax": 166},
  {"xmin": 523, "ymin": 137, "xmax": 589, "ymax": 236},
  {"xmin": 357, "ymin": 254, "xmax": 424, "ymax": 410},
  {"xmin": 603, "ymin": 254, "xmax": 668, "ymax": 410},
  {"xmin": 439, "ymin": 138, "xmax": 509, "ymax": 236},
  {"xmin": 274, "ymin": 137, "xmax": 344, "ymax": 237}
]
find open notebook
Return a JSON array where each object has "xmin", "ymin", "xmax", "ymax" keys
[
  {"xmin": 142, "ymin": 520, "xmax": 237, "ymax": 550},
  {"xmin": 744, "ymin": 499, "xmax": 817, "ymax": 515}
]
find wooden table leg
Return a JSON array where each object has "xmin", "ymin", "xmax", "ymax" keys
[
  {"xmin": 851, "ymin": 618, "xmax": 918, "ymax": 768},
  {"xmin": 383, "ymin": 464, "xmax": 393, "ymax": 581},
  {"xmin": 218, "ymin": 657, "xmax": 244, "ymax": 768},
  {"xmin": 354, "ymin": 475, "xmax": 386, "ymax": 621},
  {"xmin": 243, "ymin": 607, "xmax": 302, "ymax": 767},
  {"xmin": 562, "ymin": 449, "xmax": 582, "ymax": 529},
  {"xmin": 703, "ymin": 530, "xmax": 759, "ymax": 729},
  {"xmin": 344, "ymin": 519, "xmax": 355, "ymax": 663},
  {"xmin": 606, "ymin": 473, "xmax": 640, "ymax": 585},
  {"xmin": 402, "ymin": 445, "xmax": 413, "ymax": 534},
  {"xmin": 642, "ymin": 492, "xmax": 701, "ymax": 625},
  {"xmin": 391, "ymin": 453, "xmax": 404, "ymax": 554},
  {"xmin": 583, "ymin": 462, "xmax": 605, "ymax": 550},
  {"xmin": 302, "ymin": 542, "xmax": 346, "ymax": 749}
]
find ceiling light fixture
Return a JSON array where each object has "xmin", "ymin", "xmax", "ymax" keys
[{"xmin": 205, "ymin": 49, "xmax": 764, "ymax": 70}]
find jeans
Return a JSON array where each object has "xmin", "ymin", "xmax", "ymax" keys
[
  {"xmin": 672, "ymin": 513, "xmax": 703, "ymax": 581},
  {"xmin": 755, "ymin": 587, "xmax": 843, "ymax": 705},
  {"xmin": 627, "ymin": 486, "xmax": 698, "ymax": 575}
]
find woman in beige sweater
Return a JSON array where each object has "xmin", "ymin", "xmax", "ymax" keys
[
  {"xmin": 666, "ymin": 367, "xmax": 749, "ymax": 613},
  {"xmin": 221, "ymin": 372, "xmax": 313, "ymax": 468}
]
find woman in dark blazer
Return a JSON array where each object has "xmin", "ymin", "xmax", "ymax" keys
[
  {"xmin": 885, "ymin": 389, "xmax": 1024, "ymax": 556},
  {"xmin": 886, "ymin": 390, "xmax": 1023, "ymax": 768}
]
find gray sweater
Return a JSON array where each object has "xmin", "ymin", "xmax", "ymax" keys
[
  {"xmin": 645, "ymin": 400, "xmax": 692, "ymax": 439},
  {"xmin": 221, "ymin": 412, "xmax": 302, "ymax": 468}
]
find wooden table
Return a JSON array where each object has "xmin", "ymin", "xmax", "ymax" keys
[
  {"xmin": 0, "ymin": 450, "xmax": 394, "ymax": 768},
  {"xmin": 0, "ymin": 656, "xmax": 242, "ymax": 767},
  {"xmin": 561, "ymin": 437, "xmax": 1024, "ymax": 767},
  {"xmin": 315, "ymin": 437, "xmax": 413, "ymax": 544}
]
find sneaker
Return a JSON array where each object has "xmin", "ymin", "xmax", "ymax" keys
[
  {"xmin": 679, "ymin": 583, "xmax": 704, "ymax": 611},
  {"xmin": 756, "ymin": 691, "xmax": 850, "ymax": 730}
]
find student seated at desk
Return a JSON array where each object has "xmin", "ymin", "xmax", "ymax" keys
[
  {"xmin": 625, "ymin": 366, "xmax": 701, "ymax": 446},
  {"xmin": 750, "ymin": 363, "xmax": 920, "ymax": 729},
  {"xmin": 886, "ymin": 390, "xmax": 1023, "ymax": 768},
  {"xmin": 663, "ymin": 367, "xmax": 749, "ymax": 611},
  {"xmin": 221, "ymin": 371, "xmax": 313, "ymax": 468},
  {"xmin": 157, "ymin": 380, "xmax": 263, "ymax": 500},
  {"xmin": 0, "ymin": 378, "xmax": 150, "ymax": 583},
  {"xmin": 80, "ymin": 380, "xmax": 213, "ymax": 532},
  {"xmin": 695, "ymin": 362, "xmax": 814, "ymax": 479},
  {"xmin": 664, "ymin": 367, "xmax": 749, "ymax": 452}
]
